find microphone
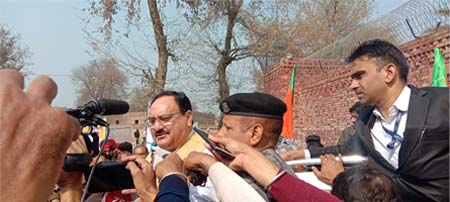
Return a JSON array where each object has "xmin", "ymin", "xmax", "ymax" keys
[
  {"xmin": 83, "ymin": 99, "xmax": 130, "ymax": 116},
  {"xmin": 65, "ymin": 99, "xmax": 129, "ymax": 119}
]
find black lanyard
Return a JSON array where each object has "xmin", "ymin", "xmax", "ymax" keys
[{"xmin": 379, "ymin": 111, "xmax": 404, "ymax": 149}]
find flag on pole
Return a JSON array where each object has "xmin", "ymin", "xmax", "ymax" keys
[
  {"xmin": 281, "ymin": 63, "xmax": 297, "ymax": 139},
  {"xmin": 431, "ymin": 48, "xmax": 448, "ymax": 87}
]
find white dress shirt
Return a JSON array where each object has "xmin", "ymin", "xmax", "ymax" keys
[{"xmin": 371, "ymin": 86, "xmax": 411, "ymax": 169}]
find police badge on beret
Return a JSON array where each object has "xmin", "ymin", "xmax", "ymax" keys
[{"xmin": 220, "ymin": 102, "xmax": 231, "ymax": 113}]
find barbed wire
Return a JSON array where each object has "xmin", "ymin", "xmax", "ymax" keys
[{"xmin": 307, "ymin": 0, "xmax": 450, "ymax": 59}]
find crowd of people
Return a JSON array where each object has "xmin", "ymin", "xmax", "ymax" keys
[{"xmin": 1, "ymin": 39, "xmax": 448, "ymax": 202}]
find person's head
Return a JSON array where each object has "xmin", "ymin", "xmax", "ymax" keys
[
  {"xmin": 218, "ymin": 92, "xmax": 286, "ymax": 150},
  {"xmin": 349, "ymin": 101, "xmax": 365, "ymax": 124},
  {"xmin": 134, "ymin": 144, "xmax": 149, "ymax": 159},
  {"xmin": 347, "ymin": 39, "xmax": 408, "ymax": 106},
  {"xmin": 117, "ymin": 141, "xmax": 133, "ymax": 162},
  {"xmin": 147, "ymin": 91, "xmax": 193, "ymax": 152},
  {"xmin": 331, "ymin": 163, "xmax": 400, "ymax": 202},
  {"xmin": 118, "ymin": 141, "xmax": 132, "ymax": 153},
  {"xmin": 101, "ymin": 139, "xmax": 117, "ymax": 160}
]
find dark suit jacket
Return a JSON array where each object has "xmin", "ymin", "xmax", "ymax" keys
[
  {"xmin": 155, "ymin": 175, "xmax": 190, "ymax": 202},
  {"xmin": 310, "ymin": 86, "xmax": 449, "ymax": 202}
]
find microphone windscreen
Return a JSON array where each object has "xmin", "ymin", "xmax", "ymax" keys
[{"xmin": 97, "ymin": 99, "xmax": 129, "ymax": 115}]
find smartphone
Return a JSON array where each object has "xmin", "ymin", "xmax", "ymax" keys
[
  {"xmin": 193, "ymin": 127, "xmax": 235, "ymax": 160},
  {"xmin": 84, "ymin": 161, "xmax": 135, "ymax": 193}
]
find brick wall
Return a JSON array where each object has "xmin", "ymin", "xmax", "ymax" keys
[{"xmin": 264, "ymin": 29, "xmax": 450, "ymax": 148}]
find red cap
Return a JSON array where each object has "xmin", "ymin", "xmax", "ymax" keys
[{"xmin": 103, "ymin": 139, "xmax": 117, "ymax": 151}]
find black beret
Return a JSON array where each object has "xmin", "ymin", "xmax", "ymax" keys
[{"xmin": 220, "ymin": 92, "xmax": 286, "ymax": 119}]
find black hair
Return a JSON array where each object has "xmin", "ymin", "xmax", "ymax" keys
[
  {"xmin": 151, "ymin": 91, "xmax": 192, "ymax": 115},
  {"xmin": 305, "ymin": 135, "xmax": 324, "ymax": 149},
  {"xmin": 331, "ymin": 163, "xmax": 400, "ymax": 202},
  {"xmin": 349, "ymin": 101, "xmax": 365, "ymax": 114},
  {"xmin": 118, "ymin": 142, "xmax": 133, "ymax": 154},
  {"xmin": 347, "ymin": 39, "xmax": 409, "ymax": 82}
]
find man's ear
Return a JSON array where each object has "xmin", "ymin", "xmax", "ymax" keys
[
  {"xmin": 384, "ymin": 63, "xmax": 397, "ymax": 83},
  {"xmin": 249, "ymin": 124, "xmax": 263, "ymax": 146},
  {"xmin": 185, "ymin": 110, "xmax": 193, "ymax": 126}
]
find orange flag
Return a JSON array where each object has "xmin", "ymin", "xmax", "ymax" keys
[{"xmin": 281, "ymin": 63, "xmax": 297, "ymax": 139}]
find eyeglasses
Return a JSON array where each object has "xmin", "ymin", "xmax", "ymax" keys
[{"xmin": 146, "ymin": 112, "xmax": 182, "ymax": 128}]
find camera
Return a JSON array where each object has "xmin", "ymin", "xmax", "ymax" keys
[{"xmin": 63, "ymin": 99, "xmax": 129, "ymax": 172}]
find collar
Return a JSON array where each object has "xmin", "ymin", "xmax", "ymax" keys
[{"xmin": 373, "ymin": 86, "xmax": 411, "ymax": 120}]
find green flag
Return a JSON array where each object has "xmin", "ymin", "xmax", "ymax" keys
[{"xmin": 431, "ymin": 48, "xmax": 448, "ymax": 87}]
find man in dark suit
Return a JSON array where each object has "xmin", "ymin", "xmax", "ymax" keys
[{"xmin": 286, "ymin": 40, "xmax": 449, "ymax": 202}]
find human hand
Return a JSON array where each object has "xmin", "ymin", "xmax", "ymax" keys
[
  {"xmin": 279, "ymin": 149, "xmax": 305, "ymax": 161},
  {"xmin": 209, "ymin": 135, "xmax": 280, "ymax": 187},
  {"xmin": 121, "ymin": 155, "xmax": 158, "ymax": 201},
  {"xmin": 207, "ymin": 135, "xmax": 254, "ymax": 171},
  {"xmin": 312, "ymin": 154, "xmax": 344, "ymax": 185},
  {"xmin": 0, "ymin": 69, "xmax": 81, "ymax": 202},
  {"xmin": 184, "ymin": 151, "xmax": 218, "ymax": 176},
  {"xmin": 155, "ymin": 153, "xmax": 185, "ymax": 180}
]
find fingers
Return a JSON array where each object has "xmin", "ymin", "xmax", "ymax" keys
[
  {"xmin": 133, "ymin": 156, "xmax": 147, "ymax": 166},
  {"xmin": 185, "ymin": 152, "xmax": 217, "ymax": 172},
  {"xmin": 26, "ymin": 75, "xmax": 58, "ymax": 105},
  {"xmin": 0, "ymin": 69, "xmax": 24, "ymax": 90},
  {"xmin": 203, "ymin": 142, "xmax": 213, "ymax": 151},
  {"xmin": 320, "ymin": 155, "xmax": 327, "ymax": 162},
  {"xmin": 165, "ymin": 153, "xmax": 181, "ymax": 161},
  {"xmin": 121, "ymin": 189, "xmax": 137, "ymax": 195},
  {"xmin": 53, "ymin": 108, "xmax": 81, "ymax": 142},
  {"xmin": 326, "ymin": 154, "xmax": 336, "ymax": 160},
  {"xmin": 338, "ymin": 154, "xmax": 343, "ymax": 162},
  {"xmin": 208, "ymin": 135, "xmax": 244, "ymax": 153},
  {"xmin": 311, "ymin": 166, "xmax": 321, "ymax": 177},
  {"xmin": 123, "ymin": 155, "xmax": 138, "ymax": 162},
  {"xmin": 127, "ymin": 160, "xmax": 142, "ymax": 176},
  {"xmin": 208, "ymin": 135, "xmax": 222, "ymax": 144},
  {"xmin": 321, "ymin": 154, "xmax": 337, "ymax": 163}
]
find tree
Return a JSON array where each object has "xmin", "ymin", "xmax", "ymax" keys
[
  {"xmin": 0, "ymin": 24, "xmax": 32, "ymax": 71},
  {"xmin": 85, "ymin": 0, "xmax": 172, "ymax": 98},
  {"xmin": 72, "ymin": 58, "xmax": 128, "ymax": 106},
  {"xmin": 293, "ymin": 0, "xmax": 373, "ymax": 56},
  {"xmin": 128, "ymin": 84, "xmax": 151, "ymax": 112},
  {"xmin": 246, "ymin": 0, "xmax": 372, "ymax": 67},
  {"xmin": 182, "ymin": 0, "xmax": 253, "ymax": 102}
]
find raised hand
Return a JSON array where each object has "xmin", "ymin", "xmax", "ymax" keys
[
  {"xmin": 0, "ymin": 69, "xmax": 81, "ymax": 202},
  {"xmin": 122, "ymin": 155, "xmax": 158, "ymax": 201},
  {"xmin": 312, "ymin": 154, "xmax": 344, "ymax": 185}
]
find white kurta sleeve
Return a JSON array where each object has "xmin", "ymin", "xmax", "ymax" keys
[{"xmin": 208, "ymin": 162, "xmax": 265, "ymax": 202}]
